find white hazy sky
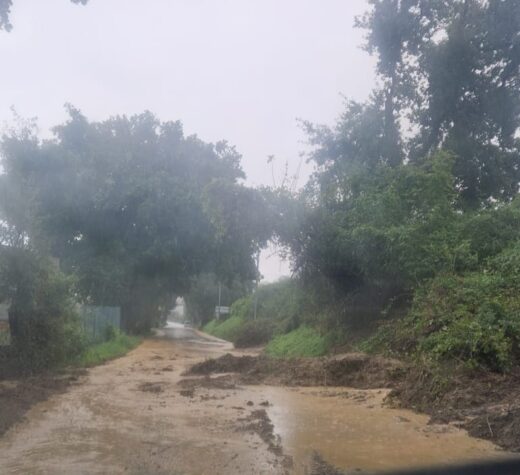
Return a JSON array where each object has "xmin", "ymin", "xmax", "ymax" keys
[{"xmin": 0, "ymin": 0, "xmax": 376, "ymax": 281}]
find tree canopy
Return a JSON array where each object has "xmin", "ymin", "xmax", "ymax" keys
[{"xmin": 0, "ymin": 107, "xmax": 270, "ymax": 332}]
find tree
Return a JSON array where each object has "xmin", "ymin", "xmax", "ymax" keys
[
  {"xmin": 184, "ymin": 273, "xmax": 251, "ymax": 325},
  {"xmin": 357, "ymin": 0, "xmax": 520, "ymax": 208},
  {"xmin": 0, "ymin": 107, "xmax": 265, "ymax": 333},
  {"xmin": 0, "ymin": 0, "xmax": 88, "ymax": 32}
]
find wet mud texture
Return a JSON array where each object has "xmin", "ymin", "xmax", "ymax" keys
[
  {"xmin": 186, "ymin": 353, "xmax": 520, "ymax": 454},
  {"xmin": 0, "ymin": 330, "xmax": 511, "ymax": 474},
  {"xmin": 185, "ymin": 352, "xmax": 405, "ymax": 388},
  {"xmin": 0, "ymin": 370, "xmax": 84, "ymax": 437},
  {"xmin": 390, "ymin": 366, "xmax": 520, "ymax": 452}
]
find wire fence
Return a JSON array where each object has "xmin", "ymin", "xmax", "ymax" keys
[{"xmin": 78, "ymin": 305, "xmax": 121, "ymax": 342}]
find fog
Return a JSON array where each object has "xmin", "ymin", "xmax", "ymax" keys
[{"xmin": 0, "ymin": 0, "xmax": 375, "ymax": 280}]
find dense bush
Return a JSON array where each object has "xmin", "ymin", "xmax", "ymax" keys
[
  {"xmin": 233, "ymin": 319, "xmax": 276, "ymax": 348},
  {"xmin": 364, "ymin": 242, "xmax": 520, "ymax": 371},
  {"xmin": 0, "ymin": 249, "xmax": 87, "ymax": 370}
]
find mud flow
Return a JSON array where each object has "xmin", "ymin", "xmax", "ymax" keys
[{"xmin": 0, "ymin": 323, "xmax": 514, "ymax": 474}]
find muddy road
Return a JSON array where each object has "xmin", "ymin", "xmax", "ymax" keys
[{"xmin": 0, "ymin": 323, "xmax": 512, "ymax": 474}]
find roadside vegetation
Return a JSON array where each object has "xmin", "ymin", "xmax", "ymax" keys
[
  {"xmin": 1, "ymin": 0, "xmax": 520, "ymax": 454},
  {"xmin": 265, "ymin": 326, "xmax": 328, "ymax": 358},
  {"xmin": 203, "ymin": 0, "xmax": 520, "ymax": 381},
  {"xmin": 75, "ymin": 331, "xmax": 140, "ymax": 367}
]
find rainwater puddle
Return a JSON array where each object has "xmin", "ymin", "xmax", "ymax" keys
[{"xmin": 256, "ymin": 386, "xmax": 513, "ymax": 474}]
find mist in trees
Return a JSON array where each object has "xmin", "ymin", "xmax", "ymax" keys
[
  {"xmin": 1, "ymin": 0, "xmax": 520, "ymax": 371},
  {"xmin": 0, "ymin": 106, "xmax": 272, "ymax": 338},
  {"xmin": 250, "ymin": 0, "xmax": 520, "ymax": 369}
]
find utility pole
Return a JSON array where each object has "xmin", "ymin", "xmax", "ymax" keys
[
  {"xmin": 253, "ymin": 251, "xmax": 260, "ymax": 320},
  {"xmin": 217, "ymin": 281, "xmax": 222, "ymax": 321}
]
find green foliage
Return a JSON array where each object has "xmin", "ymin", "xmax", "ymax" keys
[
  {"xmin": 203, "ymin": 315, "xmax": 244, "ymax": 342},
  {"xmin": 202, "ymin": 318, "xmax": 220, "ymax": 335},
  {"xmin": 0, "ymin": 248, "xmax": 87, "ymax": 370},
  {"xmin": 461, "ymin": 200, "xmax": 520, "ymax": 263},
  {"xmin": 357, "ymin": 0, "xmax": 520, "ymax": 208},
  {"xmin": 14, "ymin": 315, "xmax": 87, "ymax": 370},
  {"xmin": 365, "ymin": 242, "xmax": 520, "ymax": 372},
  {"xmin": 0, "ymin": 1, "xmax": 88, "ymax": 32},
  {"xmin": 265, "ymin": 326, "xmax": 329, "ymax": 358},
  {"xmin": 207, "ymin": 277, "xmax": 361, "ymax": 353},
  {"xmin": 75, "ymin": 331, "xmax": 140, "ymax": 367},
  {"xmin": 184, "ymin": 273, "xmax": 251, "ymax": 325},
  {"xmin": 233, "ymin": 319, "xmax": 276, "ymax": 348},
  {"xmin": 0, "ymin": 108, "xmax": 266, "ymax": 334},
  {"xmin": 0, "ymin": 326, "xmax": 10, "ymax": 345},
  {"xmin": 229, "ymin": 296, "xmax": 252, "ymax": 320},
  {"xmin": 292, "ymin": 152, "xmax": 474, "ymax": 295}
]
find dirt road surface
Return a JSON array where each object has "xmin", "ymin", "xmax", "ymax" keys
[{"xmin": 0, "ymin": 323, "xmax": 512, "ymax": 474}]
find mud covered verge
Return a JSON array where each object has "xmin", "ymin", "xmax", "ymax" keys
[
  {"xmin": 389, "ymin": 366, "xmax": 520, "ymax": 452},
  {"xmin": 186, "ymin": 353, "xmax": 520, "ymax": 453},
  {"xmin": 0, "ymin": 370, "xmax": 85, "ymax": 437},
  {"xmin": 185, "ymin": 352, "xmax": 405, "ymax": 389}
]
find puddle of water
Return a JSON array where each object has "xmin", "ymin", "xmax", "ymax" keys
[{"xmin": 256, "ymin": 386, "xmax": 512, "ymax": 474}]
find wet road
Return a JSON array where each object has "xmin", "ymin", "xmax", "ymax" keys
[
  {"xmin": 162, "ymin": 321, "xmax": 220, "ymax": 343},
  {"xmin": 0, "ymin": 324, "xmax": 511, "ymax": 475}
]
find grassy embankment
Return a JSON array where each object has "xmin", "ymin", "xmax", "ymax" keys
[
  {"xmin": 75, "ymin": 332, "xmax": 141, "ymax": 367},
  {"xmin": 202, "ymin": 279, "xmax": 333, "ymax": 357}
]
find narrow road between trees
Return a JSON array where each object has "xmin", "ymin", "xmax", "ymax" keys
[{"xmin": 0, "ymin": 322, "xmax": 510, "ymax": 475}]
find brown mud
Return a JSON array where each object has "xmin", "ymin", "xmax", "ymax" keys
[
  {"xmin": 0, "ymin": 329, "xmax": 514, "ymax": 474},
  {"xmin": 186, "ymin": 352, "xmax": 405, "ymax": 388},
  {"xmin": 0, "ymin": 370, "xmax": 84, "ymax": 437},
  {"xmin": 389, "ymin": 366, "xmax": 520, "ymax": 452},
  {"xmin": 186, "ymin": 352, "xmax": 520, "ymax": 455}
]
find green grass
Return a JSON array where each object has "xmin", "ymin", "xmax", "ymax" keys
[
  {"xmin": 202, "ymin": 315, "xmax": 245, "ymax": 342},
  {"xmin": 265, "ymin": 326, "xmax": 329, "ymax": 358},
  {"xmin": 75, "ymin": 333, "xmax": 141, "ymax": 367},
  {"xmin": 0, "ymin": 326, "xmax": 11, "ymax": 346},
  {"xmin": 202, "ymin": 319, "xmax": 220, "ymax": 335}
]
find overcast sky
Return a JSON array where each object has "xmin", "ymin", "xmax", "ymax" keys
[{"xmin": 0, "ymin": 0, "xmax": 375, "ymax": 281}]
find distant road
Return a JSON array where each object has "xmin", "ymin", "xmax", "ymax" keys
[{"xmin": 163, "ymin": 320, "xmax": 225, "ymax": 345}]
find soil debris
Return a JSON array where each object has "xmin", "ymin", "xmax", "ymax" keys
[
  {"xmin": 186, "ymin": 352, "xmax": 404, "ymax": 388},
  {"xmin": 466, "ymin": 408, "xmax": 520, "ymax": 452},
  {"xmin": 138, "ymin": 382, "xmax": 164, "ymax": 393},
  {"xmin": 237, "ymin": 409, "xmax": 293, "ymax": 469},
  {"xmin": 0, "ymin": 370, "xmax": 84, "ymax": 437},
  {"xmin": 179, "ymin": 388, "xmax": 195, "ymax": 398},
  {"xmin": 309, "ymin": 452, "xmax": 371, "ymax": 475},
  {"xmin": 187, "ymin": 352, "xmax": 520, "ymax": 453},
  {"xmin": 309, "ymin": 452, "xmax": 347, "ymax": 475},
  {"xmin": 178, "ymin": 374, "xmax": 238, "ymax": 391},
  {"xmin": 388, "ymin": 366, "xmax": 520, "ymax": 452}
]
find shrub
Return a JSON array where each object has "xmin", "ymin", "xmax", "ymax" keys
[
  {"xmin": 364, "ymin": 257, "xmax": 520, "ymax": 372},
  {"xmin": 205, "ymin": 315, "xmax": 244, "ymax": 342},
  {"xmin": 233, "ymin": 319, "xmax": 275, "ymax": 348},
  {"xmin": 265, "ymin": 326, "xmax": 329, "ymax": 358},
  {"xmin": 0, "ymin": 249, "xmax": 87, "ymax": 370},
  {"xmin": 202, "ymin": 319, "xmax": 220, "ymax": 335}
]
